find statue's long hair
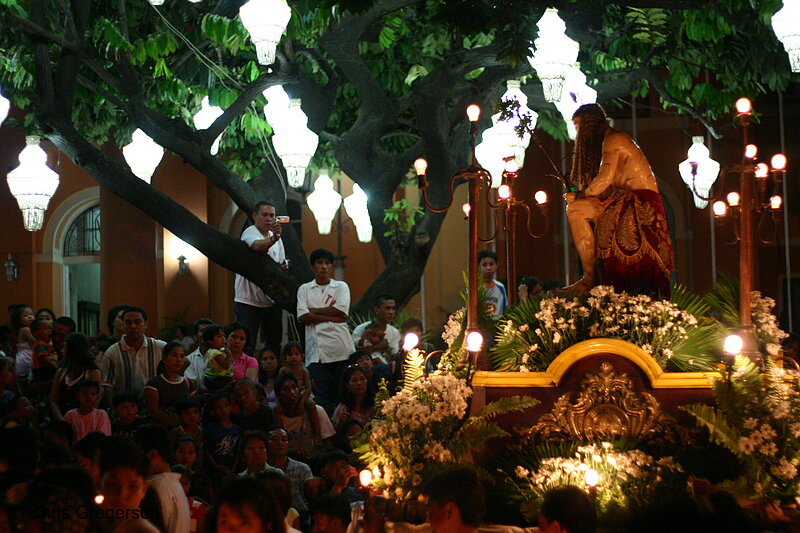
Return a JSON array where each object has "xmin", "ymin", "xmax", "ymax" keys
[{"xmin": 570, "ymin": 104, "xmax": 610, "ymax": 191}]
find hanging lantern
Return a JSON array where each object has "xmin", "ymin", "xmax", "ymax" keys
[
  {"xmin": 475, "ymin": 118, "xmax": 516, "ymax": 188},
  {"xmin": 528, "ymin": 8, "xmax": 580, "ymax": 102},
  {"xmin": 239, "ymin": 0, "xmax": 292, "ymax": 66},
  {"xmin": 0, "ymin": 84, "xmax": 9, "ymax": 126},
  {"xmin": 306, "ymin": 170, "xmax": 342, "ymax": 234},
  {"xmin": 122, "ymin": 129, "xmax": 164, "ymax": 184},
  {"xmin": 193, "ymin": 96, "xmax": 224, "ymax": 155},
  {"xmin": 343, "ymin": 183, "xmax": 373, "ymax": 242},
  {"xmin": 272, "ymin": 99, "xmax": 319, "ymax": 188},
  {"xmin": 678, "ymin": 136, "xmax": 720, "ymax": 209},
  {"xmin": 148, "ymin": 0, "xmax": 164, "ymax": 5},
  {"xmin": 554, "ymin": 65, "xmax": 597, "ymax": 140},
  {"xmin": 6, "ymin": 136, "xmax": 60, "ymax": 232},
  {"xmin": 263, "ymin": 85, "xmax": 291, "ymax": 131},
  {"xmin": 772, "ymin": 1, "xmax": 800, "ymax": 73}
]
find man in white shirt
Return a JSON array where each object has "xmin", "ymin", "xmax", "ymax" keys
[
  {"xmin": 234, "ymin": 201, "xmax": 288, "ymax": 356},
  {"xmin": 183, "ymin": 317, "xmax": 213, "ymax": 385},
  {"xmin": 101, "ymin": 307, "xmax": 165, "ymax": 397},
  {"xmin": 132, "ymin": 424, "xmax": 191, "ymax": 533},
  {"xmin": 296, "ymin": 248, "xmax": 354, "ymax": 404},
  {"xmin": 351, "ymin": 295, "xmax": 400, "ymax": 365}
]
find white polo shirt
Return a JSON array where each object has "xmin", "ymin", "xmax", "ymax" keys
[
  {"xmin": 234, "ymin": 225, "xmax": 286, "ymax": 308},
  {"xmin": 296, "ymin": 279, "xmax": 354, "ymax": 364}
]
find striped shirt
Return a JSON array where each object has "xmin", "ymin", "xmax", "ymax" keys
[{"xmin": 101, "ymin": 336, "xmax": 165, "ymax": 395}]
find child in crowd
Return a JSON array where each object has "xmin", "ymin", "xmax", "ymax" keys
[
  {"xmin": 111, "ymin": 392, "xmax": 144, "ymax": 436},
  {"xmin": 202, "ymin": 394, "xmax": 242, "ymax": 482},
  {"xmin": 64, "ymin": 380, "xmax": 111, "ymax": 441},
  {"xmin": 171, "ymin": 463, "xmax": 208, "ymax": 533},
  {"xmin": 169, "ymin": 397, "xmax": 205, "ymax": 470},
  {"xmin": 232, "ymin": 378, "xmax": 275, "ymax": 433},
  {"xmin": 257, "ymin": 348, "xmax": 280, "ymax": 404},
  {"xmin": 173, "ymin": 435, "xmax": 212, "ymax": 503},
  {"xmin": 30, "ymin": 317, "xmax": 58, "ymax": 383},
  {"xmin": 97, "ymin": 436, "xmax": 160, "ymax": 532},
  {"xmin": 478, "ymin": 249, "xmax": 508, "ymax": 318},
  {"xmin": 5, "ymin": 396, "xmax": 35, "ymax": 429},
  {"xmin": 277, "ymin": 342, "xmax": 320, "ymax": 434},
  {"xmin": 0, "ymin": 357, "xmax": 16, "ymax": 418},
  {"xmin": 202, "ymin": 324, "xmax": 233, "ymax": 392},
  {"xmin": 359, "ymin": 322, "xmax": 385, "ymax": 353},
  {"xmin": 10, "ymin": 304, "xmax": 35, "ymax": 381},
  {"xmin": 144, "ymin": 341, "xmax": 194, "ymax": 427}
]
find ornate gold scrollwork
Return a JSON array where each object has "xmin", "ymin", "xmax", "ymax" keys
[{"xmin": 528, "ymin": 362, "xmax": 686, "ymax": 443}]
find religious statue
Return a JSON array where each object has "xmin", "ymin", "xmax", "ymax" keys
[{"xmin": 563, "ymin": 104, "xmax": 673, "ymax": 295}]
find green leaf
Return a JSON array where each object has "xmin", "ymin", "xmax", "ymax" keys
[{"xmin": 404, "ymin": 64, "xmax": 429, "ymax": 86}]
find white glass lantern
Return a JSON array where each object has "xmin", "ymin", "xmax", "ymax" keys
[
  {"xmin": 272, "ymin": 99, "xmax": 319, "ymax": 188},
  {"xmin": 0, "ymin": 84, "xmax": 9, "ymax": 126},
  {"xmin": 6, "ymin": 136, "xmax": 60, "ymax": 231},
  {"xmin": 193, "ymin": 96, "xmax": 224, "ymax": 155},
  {"xmin": 263, "ymin": 85, "xmax": 291, "ymax": 130},
  {"xmin": 772, "ymin": 1, "xmax": 800, "ymax": 73},
  {"xmin": 343, "ymin": 183, "xmax": 373, "ymax": 242},
  {"xmin": 122, "ymin": 129, "xmax": 164, "ymax": 184},
  {"xmin": 239, "ymin": 0, "xmax": 292, "ymax": 66},
  {"xmin": 554, "ymin": 65, "xmax": 597, "ymax": 139},
  {"xmin": 475, "ymin": 118, "xmax": 516, "ymax": 188},
  {"xmin": 148, "ymin": 0, "xmax": 164, "ymax": 5},
  {"xmin": 678, "ymin": 136, "xmax": 720, "ymax": 209},
  {"xmin": 528, "ymin": 8, "xmax": 580, "ymax": 102},
  {"xmin": 306, "ymin": 170, "xmax": 342, "ymax": 234}
]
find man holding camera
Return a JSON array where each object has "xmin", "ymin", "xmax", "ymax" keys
[{"xmin": 234, "ymin": 201, "xmax": 289, "ymax": 356}]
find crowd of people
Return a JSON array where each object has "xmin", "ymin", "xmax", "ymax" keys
[{"xmin": 0, "ymin": 242, "xmax": 437, "ymax": 532}]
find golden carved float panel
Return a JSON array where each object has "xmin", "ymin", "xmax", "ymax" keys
[
  {"xmin": 527, "ymin": 362, "xmax": 686, "ymax": 443},
  {"xmin": 471, "ymin": 338, "xmax": 720, "ymax": 389}
]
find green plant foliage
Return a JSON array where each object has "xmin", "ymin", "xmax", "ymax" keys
[{"xmin": 683, "ymin": 357, "xmax": 800, "ymax": 503}]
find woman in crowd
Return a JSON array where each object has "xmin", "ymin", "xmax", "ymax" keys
[
  {"xmin": 225, "ymin": 323, "xmax": 259, "ymax": 382},
  {"xmin": 272, "ymin": 373, "xmax": 334, "ymax": 462},
  {"xmin": 94, "ymin": 304, "xmax": 129, "ymax": 354},
  {"xmin": 34, "ymin": 308, "xmax": 56, "ymax": 326},
  {"xmin": 257, "ymin": 348, "xmax": 280, "ymax": 405},
  {"xmin": 50, "ymin": 332, "xmax": 102, "ymax": 421},
  {"xmin": 331, "ymin": 365, "xmax": 376, "ymax": 431}
]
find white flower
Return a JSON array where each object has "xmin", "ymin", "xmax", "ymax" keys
[
  {"xmin": 790, "ymin": 422, "xmax": 800, "ymax": 438},
  {"xmin": 771, "ymin": 458, "xmax": 798, "ymax": 480},
  {"xmin": 760, "ymin": 442, "xmax": 779, "ymax": 456},
  {"xmin": 743, "ymin": 418, "xmax": 759, "ymax": 430},
  {"xmin": 739, "ymin": 437, "xmax": 756, "ymax": 455},
  {"xmin": 773, "ymin": 402, "xmax": 790, "ymax": 419}
]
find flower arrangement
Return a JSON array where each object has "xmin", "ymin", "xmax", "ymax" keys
[
  {"xmin": 684, "ymin": 358, "xmax": 800, "ymax": 503},
  {"xmin": 492, "ymin": 285, "xmax": 723, "ymax": 372},
  {"xmin": 751, "ymin": 291, "xmax": 788, "ymax": 356},
  {"xmin": 356, "ymin": 370, "xmax": 536, "ymax": 499},
  {"xmin": 508, "ymin": 442, "xmax": 684, "ymax": 520}
]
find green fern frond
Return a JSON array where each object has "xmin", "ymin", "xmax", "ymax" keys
[
  {"xmin": 473, "ymin": 395, "xmax": 538, "ymax": 420},
  {"xmin": 682, "ymin": 403, "xmax": 740, "ymax": 455}
]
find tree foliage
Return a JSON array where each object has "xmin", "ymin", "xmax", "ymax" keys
[{"xmin": 0, "ymin": 0, "xmax": 794, "ymax": 314}]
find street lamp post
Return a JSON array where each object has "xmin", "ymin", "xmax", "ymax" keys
[{"xmin": 707, "ymin": 98, "xmax": 787, "ymax": 366}]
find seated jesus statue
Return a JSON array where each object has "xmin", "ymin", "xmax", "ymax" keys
[{"xmin": 564, "ymin": 103, "xmax": 673, "ymax": 295}]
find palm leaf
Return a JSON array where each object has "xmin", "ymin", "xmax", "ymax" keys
[
  {"xmin": 671, "ymin": 282, "xmax": 710, "ymax": 317},
  {"xmin": 705, "ymin": 272, "xmax": 740, "ymax": 327}
]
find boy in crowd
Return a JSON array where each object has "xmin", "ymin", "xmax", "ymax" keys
[
  {"xmin": 296, "ymin": 248, "xmax": 354, "ymax": 404},
  {"xmin": 478, "ymin": 250, "xmax": 507, "ymax": 318},
  {"xmin": 111, "ymin": 391, "xmax": 144, "ymax": 436}
]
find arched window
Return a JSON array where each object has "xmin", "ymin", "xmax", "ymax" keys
[{"xmin": 63, "ymin": 205, "xmax": 100, "ymax": 257}]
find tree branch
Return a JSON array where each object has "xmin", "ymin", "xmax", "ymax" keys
[
  {"xmin": 642, "ymin": 68, "xmax": 722, "ymax": 139},
  {"xmin": 9, "ymin": 12, "xmax": 77, "ymax": 51}
]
